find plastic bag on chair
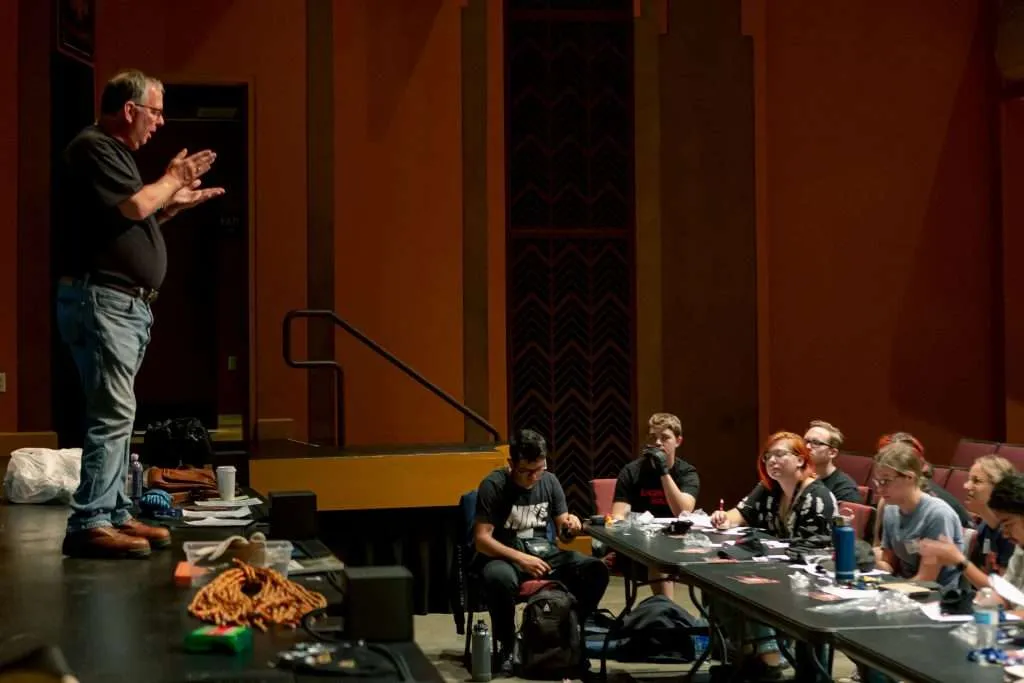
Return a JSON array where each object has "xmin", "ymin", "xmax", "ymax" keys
[{"xmin": 2, "ymin": 448, "xmax": 82, "ymax": 504}]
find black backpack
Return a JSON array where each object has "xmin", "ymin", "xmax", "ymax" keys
[
  {"xmin": 615, "ymin": 595, "xmax": 707, "ymax": 662},
  {"xmin": 514, "ymin": 582, "xmax": 582, "ymax": 680},
  {"xmin": 143, "ymin": 417, "xmax": 214, "ymax": 469}
]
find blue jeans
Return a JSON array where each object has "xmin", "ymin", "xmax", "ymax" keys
[
  {"xmin": 56, "ymin": 281, "xmax": 153, "ymax": 533},
  {"xmin": 710, "ymin": 600, "xmax": 781, "ymax": 657}
]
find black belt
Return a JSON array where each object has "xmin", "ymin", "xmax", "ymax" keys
[{"xmin": 59, "ymin": 275, "xmax": 159, "ymax": 304}]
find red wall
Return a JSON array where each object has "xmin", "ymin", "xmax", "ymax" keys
[
  {"xmin": 759, "ymin": 0, "xmax": 1001, "ymax": 460},
  {"xmin": 1004, "ymin": 97, "xmax": 1024, "ymax": 441},
  {"xmin": 0, "ymin": 0, "xmax": 17, "ymax": 431},
  {"xmin": 94, "ymin": 0, "xmax": 310, "ymax": 440}
]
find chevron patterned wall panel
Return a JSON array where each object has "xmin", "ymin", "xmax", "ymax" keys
[{"xmin": 506, "ymin": 0, "xmax": 636, "ymax": 514}]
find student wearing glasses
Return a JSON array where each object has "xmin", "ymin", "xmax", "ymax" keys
[
  {"xmin": 803, "ymin": 420, "xmax": 862, "ymax": 503},
  {"xmin": 710, "ymin": 432, "xmax": 837, "ymax": 680},
  {"xmin": 872, "ymin": 441, "xmax": 964, "ymax": 588},
  {"xmin": 473, "ymin": 429, "xmax": 609, "ymax": 674}
]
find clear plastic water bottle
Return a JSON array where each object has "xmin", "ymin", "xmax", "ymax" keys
[
  {"xmin": 470, "ymin": 620, "xmax": 492, "ymax": 681},
  {"xmin": 973, "ymin": 586, "xmax": 1001, "ymax": 653},
  {"xmin": 129, "ymin": 453, "xmax": 144, "ymax": 500}
]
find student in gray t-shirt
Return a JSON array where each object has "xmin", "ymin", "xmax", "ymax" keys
[{"xmin": 874, "ymin": 442, "xmax": 964, "ymax": 588}]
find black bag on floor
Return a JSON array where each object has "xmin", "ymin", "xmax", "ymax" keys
[
  {"xmin": 143, "ymin": 417, "xmax": 214, "ymax": 468},
  {"xmin": 514, "ymin": 582, "xmax": 582, "ymax": 680},
  {"xmin": 616, "ymin": 595, "xmax": 707, "ymax": 663}
]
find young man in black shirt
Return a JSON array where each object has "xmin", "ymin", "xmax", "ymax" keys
[
  {"xmin": 55, "ymin": 70, "xmax": 225, "ymax": 559},
  {"xmin": 804, "ymin": 419, "xmax": 863, "ymax": 503},
  {"xmin": 611, "ymin": 412, "xmax": 699, "ymax": 596},
  {"xmin": 474, "ymin": 429, "xmax": 609, "ymax": 671}
]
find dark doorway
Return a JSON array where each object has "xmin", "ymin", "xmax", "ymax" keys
[{"xmin": 130, "ymin": 84, "xmax": 250, "ymax": 441}]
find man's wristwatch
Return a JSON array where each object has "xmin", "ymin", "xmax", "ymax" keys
[{"xmin": 955, "ymin": 560, "xmax": 968, "ymax": 573}]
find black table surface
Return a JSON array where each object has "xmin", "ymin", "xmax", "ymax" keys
[
  {"xmin": 834, "ymin": 626, "xmax": 1004, "ymax": 683},
  {"xmin": 681, "ymin": 562, "xmax": 957, "ymax": 644},
  {"xmin": 588, "ymin": 522, "xmax": 743, "ymax": 570},
  {"xmin": 0, "ymin": 503, "xmax": 440, "ymax": 683}
]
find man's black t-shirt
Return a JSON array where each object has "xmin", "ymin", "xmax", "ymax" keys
[
  {"xmin": 819, "ymin": 467, "xmax": 863, "ymax": 503},
  {"xmin": 56, "ymin": 124, "xmax": 168, "ymax": 290},
  {"xmin": 612, "ymin": 457, "xmax": 700, "ymax": 518},
  {"xmin": 475, "ymin": 468, "xmax": 568, "ymax": 548}
]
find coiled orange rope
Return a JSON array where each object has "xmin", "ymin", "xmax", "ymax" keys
[{"xmin": 188, "ymin": 559, "xmax": 327, "ymax": 631}]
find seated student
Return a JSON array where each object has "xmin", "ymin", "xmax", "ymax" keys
[
  {"xmin": 872, "ymin": 441, "xmax": 964, "ymax": 588},
  {"xmin": 876, "ymin": 432, "xmax": 970, "ymax": 540},
  {"xmin": 916, "ymin": 456, "xmax": 1017, "ymax": 587},
  {"xmin": 803, "ymin": 419, "xmax": 862, "ymax": 503},
  {"xmin": 474, "ymin": 428, "xmax": 610, "ymax": 673},
  {"xmin": 710, "ymin": 432, "xmax": 837, "ymax": 680},
  {"xmin": 610, "ymin": 412, "xmax": 699, "ymax": 598}
]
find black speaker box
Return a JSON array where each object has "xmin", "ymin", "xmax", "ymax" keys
[
  {"xmin": 267, "ymin": 490, "xmax": 317, "ymax": 541},
  {"xmin": 341, "ymin": 566, "xmax": 414, "ymax": 642}
]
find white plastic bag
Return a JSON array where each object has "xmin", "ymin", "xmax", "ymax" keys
[{"xmin": 2, "ymin": 447, "xmax": 82, "ymax": 504}]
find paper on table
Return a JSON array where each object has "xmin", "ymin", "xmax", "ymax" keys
[
  {"xmin": 682, "ymin": 512, "xmax": 714, "ymax": 529},
  {"xmin": 194, "ymin": 497, "xmax": 262, "ymax": 508},
  {"xmin": 184, "ymin": 517, "xmax": 253, "ymax": 527},
  {"xmin": 182, "ymin": 507, "xmax": 252, "ymax": 519},
  {"xmin": 820, "ymin": 585, "xmax": 878, "ymax": 600},
  {"xmin": 918, "ymin": 600, "xmax": 1020, "ymax": 623},
  {"xmin": 991, "ymin": 573, "xmax": 1024, "ymax": 607},
  {"xmin": 718, "ymin": 527, "xmax": 751, "ymax": 536}
]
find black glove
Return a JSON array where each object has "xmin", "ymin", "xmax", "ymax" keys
[{"xmin": 643, "ymin": 446, "xmax": 669, "ymax": 476}]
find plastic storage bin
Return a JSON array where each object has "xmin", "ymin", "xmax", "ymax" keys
[{"xmin": 182, "ymin": 539, "xmax": 294, "ymax": 586}]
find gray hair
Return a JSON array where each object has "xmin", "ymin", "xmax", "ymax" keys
[{"xmin": 100, "ymin": 69, "xmax": 164, "ymax": 116}]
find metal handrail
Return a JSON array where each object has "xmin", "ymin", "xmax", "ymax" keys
[{"xmin": 282, "ymin": 309, "xmax": 501, "ymax": 446}]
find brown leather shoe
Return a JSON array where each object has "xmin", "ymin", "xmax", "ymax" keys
[
  {"xmin": 115, "ymin": 519, "xmax": 172, "ymax": 549},
  {"xmin": 62, "ymin": 527, "xmax": 151, "ymax": 559}
]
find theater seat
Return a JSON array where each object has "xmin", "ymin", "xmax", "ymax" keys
[
  {"xmin": 944, "ymin": 469, "xmax": 969, "ymax": 504},
  {"xmin": 838, "ymin": 502, "xmax": 873, "ymax": 540},
  {"xmin": 930, "ymin": 466, "xmax": 952, "ymax": 488},
  {"xmin": 591, "ymin": 478, "xmax": 616, "ymax": 516},
  {"xmin": 951, "ymin": 439, "xmax": 1001, "ymax": 469},
  {"xmin": 836, "ymin": 452, "xmax": 874, "ymax": 485},
  {"xmin": 997, "ymin": 444, "xmax": 1024, "ymax": 471}
]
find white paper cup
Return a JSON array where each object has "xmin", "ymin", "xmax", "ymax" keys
[{"xmin": 216, "ymin": 466, "xmax": 237, "ymax": 501}]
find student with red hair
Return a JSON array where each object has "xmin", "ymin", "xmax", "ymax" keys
[
  {"xmin": 712, "ymin": 431, "xmax": 837, "ymax": 538},
  {"xmin": 710, "ymin": 432, "xmax": 837, "ymax": 680}
]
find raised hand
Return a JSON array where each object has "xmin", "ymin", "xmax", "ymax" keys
[
  {"xmin": 166, "ymin": 178, "xmax": 226, "ymax": 214},
  {"xmin": 166, "ymin": 148, "xmax": 218, "ymax": 187}
]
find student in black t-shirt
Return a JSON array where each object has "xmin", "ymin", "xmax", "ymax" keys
[
  {"xmin": 803, "ymin": 419, "xmax": 862, "ymax": 503},
  {"xmin": 474, "ymin": 429, "xmax": 610, "ymax": 671},
  {"xmin": 55, "ymin": 70, "xmax": 225, "ymax": 560},
  {"xmin": 610, "ymin": 412, "xmax": 699, "ymax": 597}
]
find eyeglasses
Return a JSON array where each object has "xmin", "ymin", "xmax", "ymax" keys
[
  {"xmin": 761, "ymin": 449, "xmax": 796, "ymax": 463},
  {"xmin": 873, "ymin": 473, "xmax": 909, "ymax": 488},
  {"xmin": 805, "ymin": 438, "xmax": 831, "ymax": 449},
  {"xmin": 132, "ymin": 102, "xmax": 164, "ymax": 119},
  {"xmin": 515, "ymin": 463, "xmax": 547, "ymax": 478}
]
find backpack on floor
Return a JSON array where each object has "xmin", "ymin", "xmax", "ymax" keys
[
  {"xmin": 514, "ymin": 582, "xmax": 582, "ymax": 680},
  {"xmin": 584, "ymin": 595, "xmax": 708, "ymax": 663}
]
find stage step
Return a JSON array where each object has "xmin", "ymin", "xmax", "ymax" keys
[{"xmin": 246, "ymin": 439, "xmax": 508, "ymax": 511}]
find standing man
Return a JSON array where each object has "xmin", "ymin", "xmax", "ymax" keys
[{"xmin": 55, "ymin": 70, "xmax": 225, "ymax": 558}]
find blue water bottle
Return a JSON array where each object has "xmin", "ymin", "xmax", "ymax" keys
[{"xmin": 833, "ymin": 515, "xmax": 856, "ymax": 583}]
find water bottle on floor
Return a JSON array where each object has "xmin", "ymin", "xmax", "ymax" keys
[
  {"xmin": 973, "ymin": 586, "xmax": 1001, "ymax": 654},
  {"xmin": 470, "ymin": 620, "xmax": 492, "ymax": 681}
]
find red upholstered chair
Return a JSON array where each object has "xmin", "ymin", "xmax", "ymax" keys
[
  {"xmin": 951, "ymin": 439, "xmax": 1001, "ymax": 469},
  {"xmin": 930, "ymin": 466, "xmax": 952, "ymax": 488},
  {"xmin": 838, "ymin": 502, "xmax": 873, "ymax": 540},
  {"xmin": 591, "ymin": 478, "xmax": 616, "ymax": 516},
  {"xmin": 944, "ymin": 469, "xmax": 970, "ymax": 504},
  {"xmin": 836, "ymin": 452, "xmax": 874, "ymax": 485},
  {"xmin": 997, "ymin": 444, "xmax": 1024, "ymax": 472},
  {"xmin": 856, "ymin": 486, "xmax": 872, "ymax": 506}
]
